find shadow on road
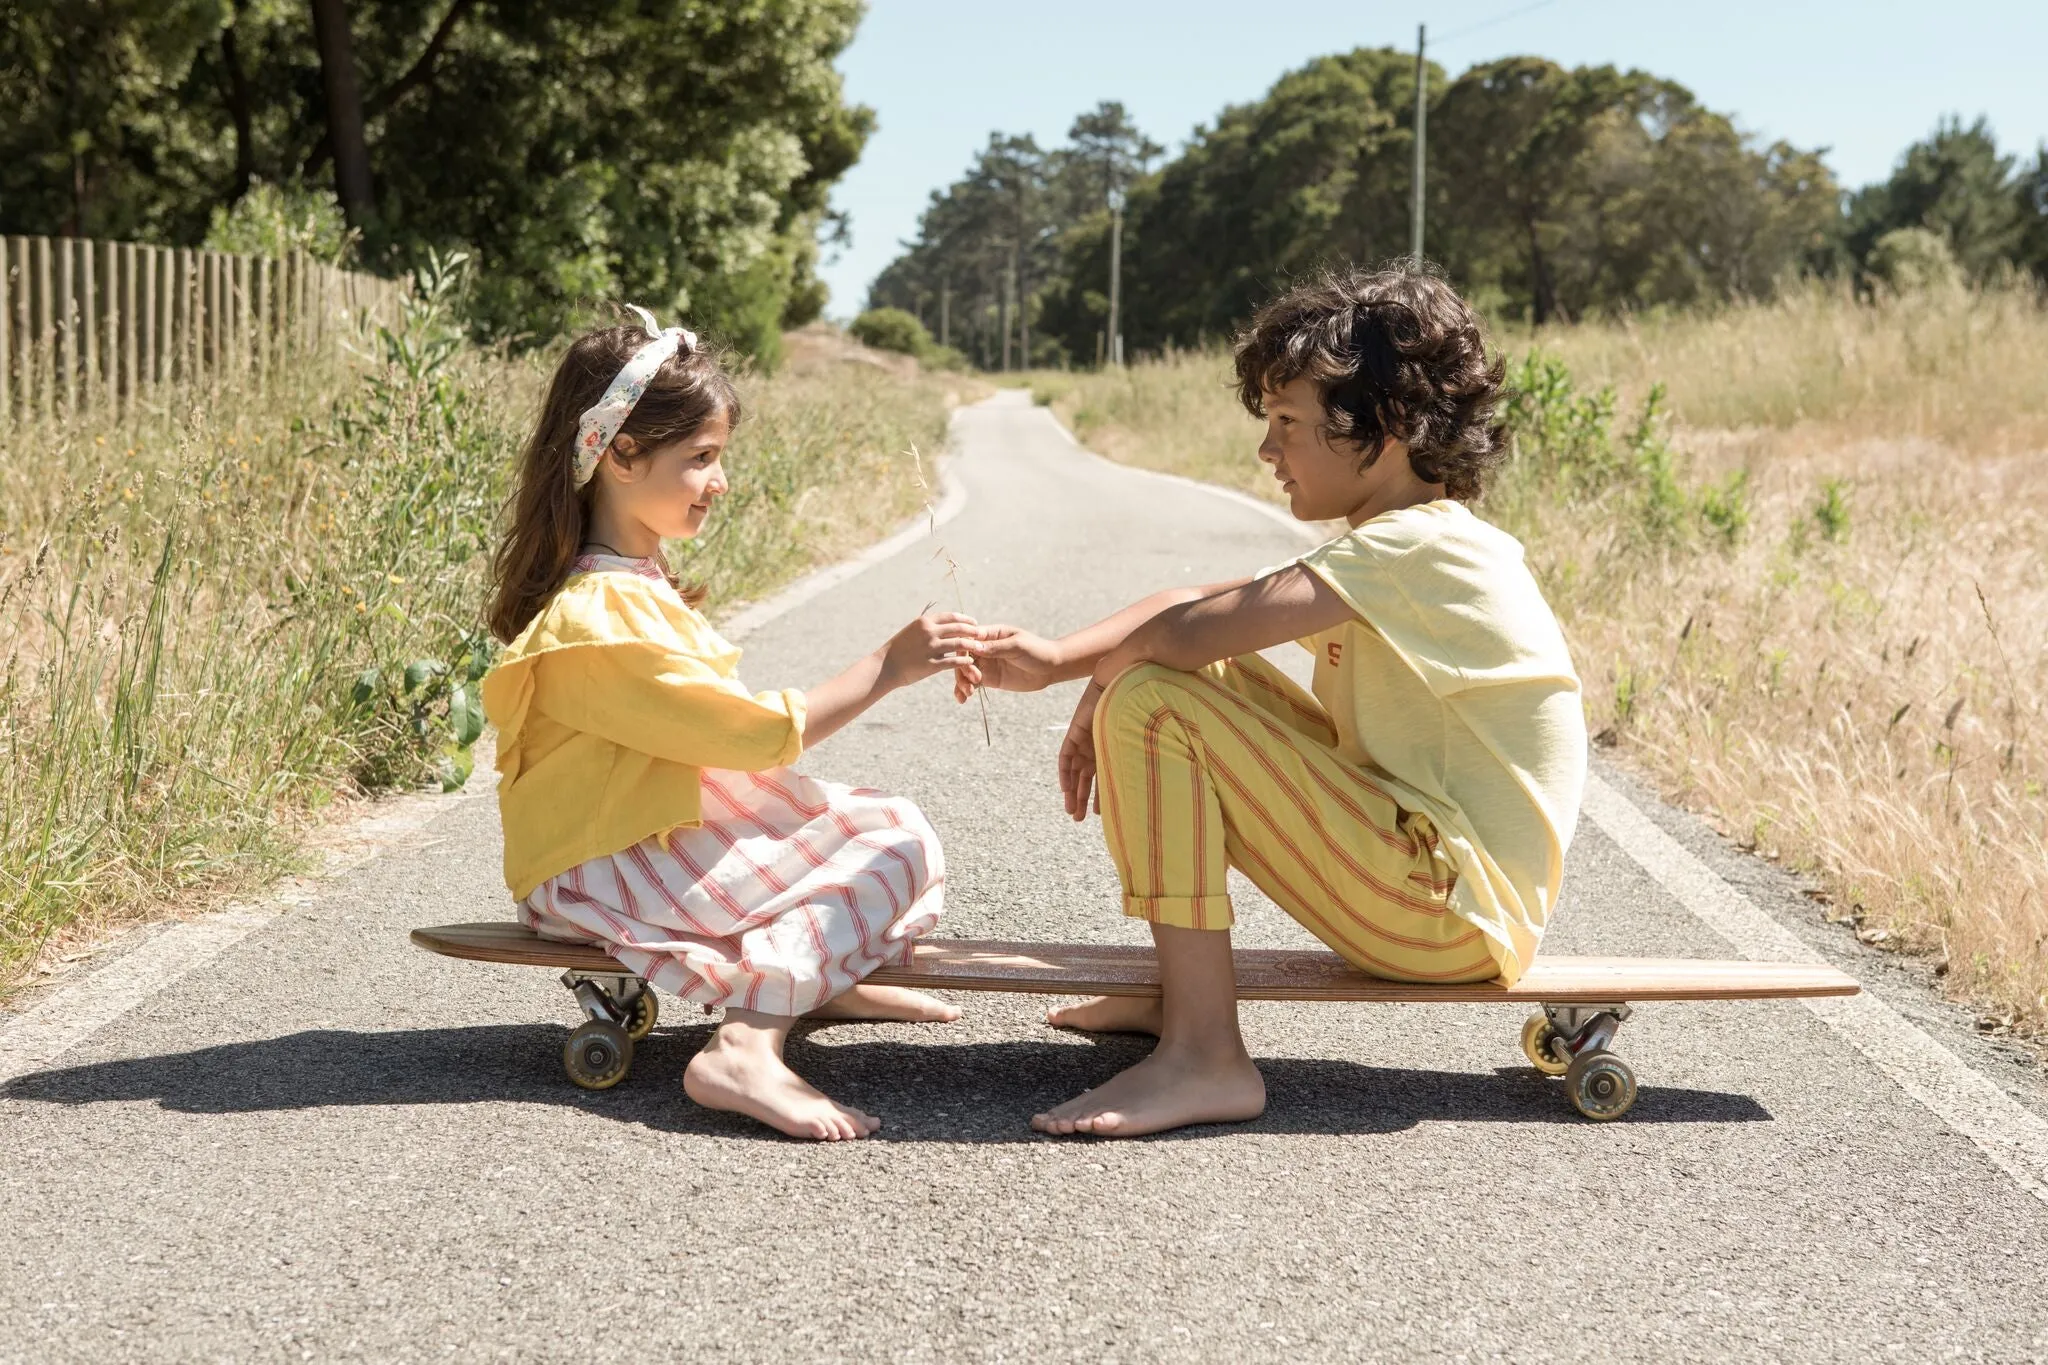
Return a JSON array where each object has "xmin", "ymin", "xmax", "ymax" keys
[{"xmin": 2, "ymin": 1020, "xmax": 1768, "ymax": 1140}]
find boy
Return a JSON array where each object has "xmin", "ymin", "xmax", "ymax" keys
[{"xmin": 962, "ymin": 267, "xmax": 1587, "ymax": 1138}]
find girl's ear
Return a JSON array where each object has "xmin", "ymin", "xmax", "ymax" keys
[{"xmin": 600, "ymin": 433, "xmax": 644, "ymax": 485}]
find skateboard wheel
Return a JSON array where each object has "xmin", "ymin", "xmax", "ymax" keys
[
  {"xmin": 1520, "ymin": 1012, "xmax": 1570, "ymax": 1076},
  {"xmin": 621, "ymin": 988, "xmax": 658, "ymax": 1042},
  {"xmin": 1564, "ymin": 1050, "xmax": 1637, "ymax": 1121},
  {"xmin": 563, "ymin": 1020, "xmax": 633, "ymax": 1090}
]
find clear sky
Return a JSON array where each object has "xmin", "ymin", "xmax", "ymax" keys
[{"xmin": 820, "ymin": 0, "xmax": 2048, "ymax": 316}]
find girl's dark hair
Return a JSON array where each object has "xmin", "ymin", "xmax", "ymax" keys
[
  {"xmin": 487, "ymin": 325, "xmax": 741, "ymax": 643},
  {"xmin": 1232, "ymin": 265, "xmax": 1508, "ymax": 501}
]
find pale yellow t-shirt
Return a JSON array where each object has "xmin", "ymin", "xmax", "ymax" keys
[{"xmin": 1282, "ymin": 500, "xmax": 1586, "ymax": 984}]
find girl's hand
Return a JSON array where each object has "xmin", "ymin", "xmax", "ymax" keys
[
  {"xmin": 1058, "ymin": 680, "xmax": 1105, "ymax": 821},
  {"xmin": 957, "ymin": 625, "xmax": 1064, "ymax": 697},
  {"xmin": 879, "ymin": 612, "xmax": 980, "ymax": 689}
]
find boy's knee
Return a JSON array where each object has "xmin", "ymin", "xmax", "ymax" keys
[{"xmin": 1096, "ymin": 661, "xmax": 1197, "ymax": 726}]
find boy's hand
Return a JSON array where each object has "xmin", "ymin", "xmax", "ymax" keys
[
  {"xmin": 880, "ymin": 612, "xmax": 980, "ymax": 689},
  {"xmin": 1058, "ymin": 680, "xmax": 1105, "ymax": 821},
  {"xmin": 957, "ymin": 626, "xmax": 1064, "ymax": 695}
]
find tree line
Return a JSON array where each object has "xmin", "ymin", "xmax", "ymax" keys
[
  {"xmin": 0, "ymin": 0, "xmax": 871, "ymax": 359},
  {"xmin": 871, "ymin": 47, "xmax": 2048, "ymax": 368}
]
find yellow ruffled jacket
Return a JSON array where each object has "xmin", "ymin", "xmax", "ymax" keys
[{"xmin": 480, "ymin": 569, "xmax": 806, "ymax": 901}]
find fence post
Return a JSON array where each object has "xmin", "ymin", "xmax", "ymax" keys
[
  {"xmin": 57, "ymin": 237, "xmax": 75, "ymax": 416},
  {"xmin": 142, "ymin": 246, "xmax": 157, "ymax": 392},
  {"xmin": 182, "ymin": 249, "xmax": 197, "ymax": 391},
  {"xmin": 101, "ymin": 240, "xmax": 117, "ymax": 416},
  {"xmin": 235, "ymin": 253, "xmax": 250, "ymax": 384},
  {"xmin": 207, "ymin": 251, "xmax": 222, "ymax": 389},
  {"xmin": 82, "ymin": 239, "xmax": 101, "ymax": 417},
  {"xmin": 0, "ymin": 238, "xmax": 11, "ymax": 428},
  {"xmin": 34, "ymin": 238, "xmax": 51, "ymax": 420},
  {"xmin": 7, "ymin": 240, "xmax": 23, "ymax": 424},
  {"xmin": 120, "ymin": 242, "xmax": 137, "ymax": 419},
  {"xmin": 258, "ymin": 255, "xmax": 270, "ymax": 389}
]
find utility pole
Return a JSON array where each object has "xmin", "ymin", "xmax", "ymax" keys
[
  {"xmin": 1106, "ymin": 187, "xmax": 1125, "ymax": 368},
  {"xmin": 1018, "ymin": 247, "xmax": 1031, "ymax": 368},
  {"xmin": 1411, "ymin": 23, "xmax": 1427, "ymax": 265},
  {"xmin": 1000, "ymin": 249, "xmax": 1015, "ymax": 371}
]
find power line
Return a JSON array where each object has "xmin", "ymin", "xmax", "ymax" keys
[{"xmin": 1432, "ymin": 0, "xmax": 1563, "ymax": 47}]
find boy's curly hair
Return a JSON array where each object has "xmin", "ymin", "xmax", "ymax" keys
[{"xmin": 1233, "ymin": 265, "xmax": 1508, "ymax": 501}]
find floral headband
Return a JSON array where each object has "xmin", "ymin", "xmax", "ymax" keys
[{"xmin": 572, "ymin": 305, "xmax": 700, "ymax": 488}]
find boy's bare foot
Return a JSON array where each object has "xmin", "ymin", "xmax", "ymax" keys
[
  {"xmin": 683, "ymin": 1026, "xmax": 879, "ymax": 1141},
  {"xmin": 806, "ymin": 983, "xmax": 961, "ymax": 1023},
  {"xmin": 1031, "ymin": 1046, "xmax": 1265, "ymax": 1138},
  {"xmin": 1046, "ymin": 994, "xmax": 1163, "ymax": 1034}
]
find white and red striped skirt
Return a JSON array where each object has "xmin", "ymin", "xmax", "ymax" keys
[{"xmin": 520, "ymin": 767, "xmax": 945, "ymax": 1017}]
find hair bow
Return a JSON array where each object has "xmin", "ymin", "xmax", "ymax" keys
[{"xmin": 572, "ymin": 305, "xmax": 700, "ymax": 487}]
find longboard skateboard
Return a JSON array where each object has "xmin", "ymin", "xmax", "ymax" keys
[{"xmin": 411, "ymin": 922, "xmax": 1860, "ymax": 1121}]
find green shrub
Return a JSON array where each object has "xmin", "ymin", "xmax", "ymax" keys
[
  {"xmin": 1867, "ymin": 228, "xmax": 1961, "ymax": 294},
  {"xmin": 204, "ymin": 180, "xmax": 356, "ymax": 264},
  {"xmin": 1493, "ymin": 351, "xmax": 1750, "ymax": 547},
  {"xmin": 849, "ymin": 307, "xmax": 933, "ymax": 357}
]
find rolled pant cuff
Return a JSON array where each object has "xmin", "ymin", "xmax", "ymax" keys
[{"xmin": 1122, "ymin": 894, "xmax": 1235, "ymax": 931}]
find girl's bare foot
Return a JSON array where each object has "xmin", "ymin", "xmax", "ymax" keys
[
  {"xmin": 806, "ymin": 983, "xmax": 961, "ymax": 1023},
  {"xmin": 1046, "ymin": 994, "xmax": 1162, "ymax": 1035},
  {"xmin": 683, "ymin": 1018, "xmax": 878, "ymax": 1141},
  {"xmin": 1031, "ymin": 1045, "xmax": 1265, "ymax": 1138}
]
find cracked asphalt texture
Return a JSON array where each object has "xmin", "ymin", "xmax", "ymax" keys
[{"xmin": 3, "ymin": 391, "xmax": 2045, "ymax": 1363}]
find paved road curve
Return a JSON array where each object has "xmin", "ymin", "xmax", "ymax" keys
[{"xmin": 4, "ymin": 392, "xmax": 2046, "ymax": 1362}]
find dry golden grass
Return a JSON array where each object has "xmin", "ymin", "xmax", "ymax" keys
[
  {"xmin": 1037, "ymin": 282, "xmax": 2048, "ymax": 1035},
  {"xmin": 0, "ymin": 308, "xmax": 953, "ymax": 994},
  {"xmin": 1519, "ymin": 279, "xmax": 2048, "ymax": 455}
]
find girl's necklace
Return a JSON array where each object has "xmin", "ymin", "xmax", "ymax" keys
[{"xmin": 581, "ymin": 540, "xmax": 630, "ymax": 559}]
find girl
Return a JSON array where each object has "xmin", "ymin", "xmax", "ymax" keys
[{"xmin": 482, "ymin": 310, "xmax": 975, "ymax": 1142}]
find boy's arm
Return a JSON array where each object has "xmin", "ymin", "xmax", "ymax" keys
[
  {"xmin": 1052, "ymin": 566, "xmax": 1358, "ymax": 820},
  {"xmin": 963, "ymin": 578, "xmax": 1251, "ymax": 693},
  {"xmin": 1090, "ymin": 565, "xmax": 1355, "ymax": 684}
]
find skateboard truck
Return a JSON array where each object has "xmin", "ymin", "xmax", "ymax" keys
[
  {"xmin": 1521, "ymin": 1002, "xmax": 1638, "ymax": 1120},
  {"xmin": 557, "ymin": 971, "xmax": 659, "ymax": 1091}
]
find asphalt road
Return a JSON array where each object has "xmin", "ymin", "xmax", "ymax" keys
[{"xmin": 3, "ymin": 391, "xmax": 2046, "ymax": 1362}]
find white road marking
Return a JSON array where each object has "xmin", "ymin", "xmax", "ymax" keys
[
  {"xmin": 1581, "ymin": 774, "xmax": 2048, "ymax": 1206},
  {"xmin": 1042, "ymin": 397, "xmax": 2048, "ymax": 1206},
  {"xmin": 1027, "ymin": 403, "xmax": 1320, "ymax": 544},
  {"xmin": 1, "ymin": 785, "xmax": 483, "ymax": 1085}
]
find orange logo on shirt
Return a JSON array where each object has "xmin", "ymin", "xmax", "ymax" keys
[{"xmin": 1327, "ymin": 642, "xmax": 1343, "ymax": 667}]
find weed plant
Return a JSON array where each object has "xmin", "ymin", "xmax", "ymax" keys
[{"xmin": 0, "ymin": 286, "xmax": 950, "ymax": 989}]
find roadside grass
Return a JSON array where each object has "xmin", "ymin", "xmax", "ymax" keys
[
  {"xmin": 1034, "ymin": 281, "xmax": 2048, "ymax": 1036},
  {"xmin": 0, "ymin": 293, "xmax": 953, "ymax": 994}
]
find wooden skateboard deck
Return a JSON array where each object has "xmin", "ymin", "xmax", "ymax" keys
[
  {"xmin": 410, "ymin": 922, "xmax": 1859, "ymax": 1004},
  {"xmin": 410, "ymin": 922, "xmax": 1860, "ymax": 1119}
]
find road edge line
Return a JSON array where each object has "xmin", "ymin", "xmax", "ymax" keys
[
  {"xmin": 1582, "ymin": 772, "xmax": 2048, "ymax": 1206},
  {"xmin": 0, "ymin": 785, "xmax": 485, "ymax": 1085}
]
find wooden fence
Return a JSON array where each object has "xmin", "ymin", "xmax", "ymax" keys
[{"xmin": 0, "ymin": 236, "xmax": 404, "ymax": 428}]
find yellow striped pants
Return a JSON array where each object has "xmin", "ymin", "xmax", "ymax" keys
[{"xmin": 1094, "ymin": 655, "xmax": 1498, "ymax": 983}]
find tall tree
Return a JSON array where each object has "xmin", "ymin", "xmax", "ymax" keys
[
  {"xmin": 2015, "ymin": 145, "xmax": 2048, "ymax": 282},
  {"xmin": 0, "ymin": 0, "xmax": 872, "ymax": 354},
  {"xmin": 1846, "ymin": 117, "xmax": 2024, "ymax": 282},
  {"xmin": 305, "ymin": 0, "xmax": 372, "ymax": 227}
]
